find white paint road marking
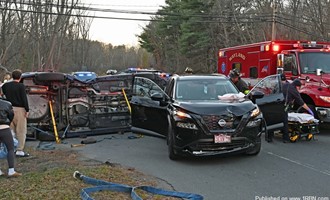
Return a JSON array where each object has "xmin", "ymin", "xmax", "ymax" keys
[{"xmin": 267, "ymin": 151, "xmax": 330, "ymax": 176}]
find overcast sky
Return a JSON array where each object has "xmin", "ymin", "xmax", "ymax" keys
[{"xmin": 81, "ymin": 0, "xmax": 165, "ymax": 46}]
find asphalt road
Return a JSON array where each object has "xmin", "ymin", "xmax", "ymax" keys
[{"xmin": 59, "ymin": 128, "xmax": 330, "ymax": 200}]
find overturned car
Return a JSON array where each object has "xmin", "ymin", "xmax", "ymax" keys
[{"xmin": 22, "ymin": 72, "xmax": 133, "ymax": 139}]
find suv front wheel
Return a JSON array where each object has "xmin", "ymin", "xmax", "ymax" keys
[
  {"xmin": 167, "ymin": 124, "xmax": 180, "ymax": 160},
  {"xmin": 245, "ymin": 137, "xmax": 261, "ymax": 156}
]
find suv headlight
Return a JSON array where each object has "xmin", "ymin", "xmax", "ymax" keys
[
  {"xmin": 176, "ymin": 122, "xmax": 198, "ymax": 130},
  {"xmin": 173, "ymin": 110, "xmax": 192, "ymax": 119},
  {"xmin": 173, "ymin": 110, "xmax": 197, "ymax": 130},
  {"xmin": 247, "ymin": 118, "xmax": 262, "ymax": 127},
  {"xmin": 250, "ymin": 107, "xmax": 260, "ymax": 118}
]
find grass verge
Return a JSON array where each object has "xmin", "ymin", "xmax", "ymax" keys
[{"xmin": 0, "ymin": 145, "xmax": 177, "ymax": 200}]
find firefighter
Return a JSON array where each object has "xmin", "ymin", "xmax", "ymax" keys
[
  {"xmin": 281, "ymin": 77, "xmax": 314, "ymax": 143},
  {"xmin": 228, "ymin": 69, "xmax": 249, "ymax": 94}
]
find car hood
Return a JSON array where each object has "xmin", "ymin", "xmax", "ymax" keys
[
  {"xmin": 174, "ymin": 99, "xmax": 256, "ymax": 116},
  {"xmin": 302, "ymin": 74, "xmax": 330, "ymax": 86}
]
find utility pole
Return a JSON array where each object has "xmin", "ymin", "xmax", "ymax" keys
[{"xmin": 271, "ymin": 0, "xmax": 277, "ymax": 40}]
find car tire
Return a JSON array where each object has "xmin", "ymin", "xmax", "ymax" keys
[
  {"xmin": 245, "ymin": 137, "xmax": 261, "ymax": 156},
  {"xmin": 35, "ymin": 72, "xmax": 66, "ymax": 82},
  {"xmin": 27, "ymin": 95, "xmax": 50, "ymax": 123},
  {"xmin": 167, "ymin": 125, "xmax": 180, "ymax": 160}
]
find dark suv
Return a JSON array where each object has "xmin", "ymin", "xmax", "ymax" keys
[{"xmin": 130, "ymin": 74, "xmax": 270, "ymax": 160}]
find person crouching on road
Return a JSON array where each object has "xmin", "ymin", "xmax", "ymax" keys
[
  {"xmin": 0, "ymin": 98, "xmax": 22, "ymax": 177},
  {"xmin": 1, "ymin": 69, "xmax": 30, "ymax": 157}
]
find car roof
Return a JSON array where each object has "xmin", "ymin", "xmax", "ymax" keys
[
  {"xmin": 174, "ymin": 74, "xmax": 227, "ymax": 81},
  {"xmin": 122, "ymin": 68, "xmax": 162, "ymax": 73},
  {"xmin": 73, "ymin": 71, "xmax": 96, "ymax": 75}
]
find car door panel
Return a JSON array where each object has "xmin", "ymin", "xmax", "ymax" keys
[
  {"xmin": 131, "ymin": 77, "xmax": 168, "ymax": 135},
  {"xmin": 256, "ymin": 92, "xmax": 285, "ymax": 126},
  {"xmin": 252, "ymin": 75, "xmax": 285, "ymax": 127}
]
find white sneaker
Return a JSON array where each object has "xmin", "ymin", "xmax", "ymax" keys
[
  {"xmin": 7, "ymin": 171, "xmax": 22, "ymax": 178},
  {"xmin": 15, "ymin": 151, "xmax": 30, "ymax": 157},
  {"xmin": 0, "ymin": 170, "xmax": 4, "ymax": 176}
]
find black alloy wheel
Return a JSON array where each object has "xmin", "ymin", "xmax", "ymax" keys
[
  {"xmin": 245, "ymin": 137, "xmax": 261, "ymax": 155},
  {"xmin": 167, "ymin": 123, "xmax": 180, "ymax": 160}
]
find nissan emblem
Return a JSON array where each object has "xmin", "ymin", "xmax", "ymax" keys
[{"xmin": 218, "ymin": 119, "xmax": 226, "ymax": 127}]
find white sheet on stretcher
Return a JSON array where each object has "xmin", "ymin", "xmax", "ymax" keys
[
  {"xmin": 218, "ymin": 92, "xmax": 245, "ymax": 100},
  {"xmin": 288, "ymin": 113, "xmax": 319, "ymax": 124}
]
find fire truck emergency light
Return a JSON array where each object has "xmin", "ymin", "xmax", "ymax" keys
[
  {"xmin": 265, "ymin": 45, "xmax": 270, "ymax": 51},
  {"xmin": 272, "ymin": 44, "xmax": 280, "ymax": 52}
]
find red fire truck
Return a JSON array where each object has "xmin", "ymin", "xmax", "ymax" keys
[{"xmin": 218, "ymin": 40, "xmax": 330, "ymax": 124}]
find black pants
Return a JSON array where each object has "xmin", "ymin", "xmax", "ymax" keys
[
  {"xmin": 0, "ymin": 128, "xmax": 15, "ymax": 168},
  {"xmin": 282, "ymin": 111, "xmax": 290, "ymax": 141}
]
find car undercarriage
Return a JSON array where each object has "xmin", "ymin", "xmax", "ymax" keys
[{"xmin": 22, "ymin": 72, "xmax": 133, "ymax": 140}]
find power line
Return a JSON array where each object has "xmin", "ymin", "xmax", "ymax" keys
[
  {"xmin": 0, "ymin": 1, "xmax": 326, "ymax": 37},
  {"xmin": 276, "ymin": 20, "xmax": 319, "ymax": 37},
  {"xmin": 277, "ymin": 13, "xmax": 330, "ymax": 27},
  {"xmin": 0, "ymin": 6, "xmax": 275, "ymax": 24},
  {"xmin": 0, "ymin": 7, "xmax": 155, "ymax": 22},
  {"xmin": 1, "ymin": 0, "xmax": 328, "ymax": 30},
  {"xmin": 80, "ymin": 2, "xmax": 163, "ymax": 8},
  {"xmin": 0, "ymin": 0, "xmax": 276, "ymax": 21}
]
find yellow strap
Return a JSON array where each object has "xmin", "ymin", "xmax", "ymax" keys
[
  {"xmin": 122, "ymin": 88, "xmax": 131, "ymax": 114},
  {"xmin": 49, "ymin": 101, "xmax": 61, "ymax": 144}
]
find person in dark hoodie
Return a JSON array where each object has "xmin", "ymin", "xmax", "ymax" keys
[
  {"xmin": 281, "ymin": 77, "xmax": 314, "ymax": 143},
  {"xmin": 0, "ymin": 98, "xmax": 22, "ymax": 177},
  {"xmin": 1, "ymin": 69, "xmax": 30, "ymax": 157}
]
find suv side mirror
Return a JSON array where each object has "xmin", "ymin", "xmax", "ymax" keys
[
  {"xmin": 292, "ymin": 68, "xmax": 298, "ymax": 76},
  {"xmin": 151, "ymin": 92, "xmax": 164, "ymax": 101},
  {"xmin": 248, "ymin": 91, "xmax": 264, "ymax": 103},
  {"xmin": 316, "ymin": 69, "xmax": 323, "ymax": 76}
]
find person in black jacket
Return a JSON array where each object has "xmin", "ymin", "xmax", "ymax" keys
[
  {"xmin": 281, "ymin": 78, "xmax": 314, "ymax": 143},
  {"xmin": 229, "ymin": 69, "xmax": 249, "ymax": 94},
  {"xmin": 1, "ymin": 69, "xmax": 30, "ymax": 157},
  {"xmin": 0, "ymin": 98, "xmax": 22, "ymax": 177}
]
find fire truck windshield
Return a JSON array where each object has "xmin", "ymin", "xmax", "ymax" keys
[{"xmin": 299, "ymin": 52, "xmax": 330, "ymax": 73}]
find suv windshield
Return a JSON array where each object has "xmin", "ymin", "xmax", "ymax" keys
[
  {"xmin": 299, "ymin": 52, "xmax": 330, "ymax": 73},
  {"xmin": 175, "ymin": 79, "xmax": 238, "ymax": 100}
]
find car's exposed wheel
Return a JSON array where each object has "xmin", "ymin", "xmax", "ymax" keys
[
  {"xmin": 27, "ymin": 95, "xmax": 49, "ymax": 123},
  {"xmin": 245, "ymin": 137, "xmax": 261, "ymax": 156},
  {"xmin": 167, "ymin": 125, "xmax": 180, "ymax": 160},
  {"xmin": 35, "ymin": 72, "xmax": 66, "ymax": 82}
]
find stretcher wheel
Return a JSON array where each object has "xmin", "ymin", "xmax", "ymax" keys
[
  {"xmin": 289, "ymin": 135, "xmax": 299, "ymax": 142},
  {"xmin": 289, "ymin": 132, "xmax": 299, "ymax": 143},
  {"xmin": 306, "ymin": 133, "xmax": 313, "ymax": 141}
]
